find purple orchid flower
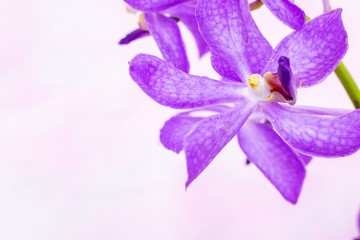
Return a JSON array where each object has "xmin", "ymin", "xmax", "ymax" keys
[
  {"xmin": 120, "ymin": 0, "xmax": 306, "ymax": 72},
  {"xmin": 124, "ymin": 0, "xmax": 306, "ymax": 30},
  {"xmin": 120, "ymin": 1, "xmax": 208, "ymax": 72},
  {"xmin": 128, "ymin": 0, "xmax": 360, "ymax": 204}
]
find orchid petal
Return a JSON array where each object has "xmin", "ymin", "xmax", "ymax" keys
[
  {"xmin": 242, "ymin": 2, "xmax": 273, "ymax": 74},
  {"xmin": 167, "ymin": 5, "xmax": 209, "ymax": 57},
  {"xmin": 280, "ymin": 104, "xmax": 352, "ymax": 116},
  {"xmin": 145, "ymin": 13, "xmax": 189, "ymax": 72},
  {"xmin": 196, "ymin": 0, "xmax": 249, "ymax": 79},
  {"xmin": 296, "ymin": 152, "xmax": 312, "ymax": 165},
  {"xmin": 261, "ymin": 0, "xmax": 305, "ymax": 30},
  {"xmin": 124, "ymin": 0, "xmax": 190, "ymax": 12},
  {"xmin": 211, "ymin": 53, "xmax": 242, "ymax": 82},
  {"xmin": 196, "ymin": 0, "xmax": 272, "ymax": 79},
  {"xmin": 266, "ymin": 9, "xmax": 348, "ymax": 87},
  {"xmin": 185, "ymin": 101, "xmax": 256, "ymax": 187},
  {"xmin": 238, "ymin": 121, "xmax": 306, "ymax": 204},
  {"xmin": 160, "ymin": 113, "xmax": 203, "ymax": 153},
  {"xmin": 262, "ymin": 103, "xmax": 360, "ymax": 157},
  {"xmin": 160, "ymin": 105, "xmax": 230, "ymax": 153},
  {"xmin": 130, "ymin": 54, "xmax": 245, "ymax": 109}
]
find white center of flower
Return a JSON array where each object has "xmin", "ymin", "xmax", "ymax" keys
[{"xmin": 246, "ymin": 74, "xmax": 271, "ymax": 101}]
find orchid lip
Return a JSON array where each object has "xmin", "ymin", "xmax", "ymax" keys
[
  {"xmin": 262, "ymin": 56, "xmax": 297, "ymax": 105},
  {"xmin": 243, "ymin": 55, "xmax": 297, "ymax": 105}
]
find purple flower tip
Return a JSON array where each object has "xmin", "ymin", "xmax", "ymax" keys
[{"xmin": 119, "ymin": 28, "xmax": 149, "ymax": 45}]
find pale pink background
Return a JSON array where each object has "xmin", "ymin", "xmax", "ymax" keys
[{"xmin": 1, "ymin": 1, "xmax": 360, "ymax": 239}]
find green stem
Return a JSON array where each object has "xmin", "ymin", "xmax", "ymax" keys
[
  {"xmin": 334, "ymin": 62, "xmax": 360, "ymax": 108},
  {"xmin": 306, "ymin": 15, "xmax": 360, "ymax": 108}
]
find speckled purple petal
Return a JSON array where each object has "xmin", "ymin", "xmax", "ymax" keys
[
  {"xmin": 241, "ymin": 0, "xmax": 273, "ymax": 74},
  {"xmin": 124, "ymin": 0, "xmax": 190, "ymax": 12},
  {"xmin": 261, "ymin": 0, "xmax": 305, "ymax": 30},
  {"xmin": 119, "ymin": 28, "xmax": 150, "ymax": 45},
  {"xmin": 185, "ymin": 101, "xmax": 256, "ymax": 188},
  {"xmin": 211, "ymin": 53, "xmax": 242, "ymax": 82},
  {"xmin": 266, "ymin": 9, "xmax": 348, "ymax": 87},
  {"xmin": 130, "ymin": 54, "xmax": 245, "ymax": 109},
  {"xmin": 160, "ymin": 112, "xmax": 203, "ymax": 153},
  {"xmin": 145, "ymin": 13, "xmax": 189, "ymax": 72},
  {"xmin": 196, "ymin": 0, "xmax": 249, "ymax": 79},
  {"xmin": 262, "ymin": 102, "xmax": 360, "ymax": 157},
  {"xmin": 238, "ymin": 121, "xmax": 305, "ymax": 204},
  {"xmin": 280, "ymin": 104, "xmax": 351, "ymax": 116},
  {"xmin": 160, "ymin": 106, "xmax": 230, "ymax": 153},
  {"xmin": 196, "ymin": 0, "xmax": 272, "ymax": 79},
  {"xmin": 167, "ymin": 5, "xmax": 209, "ymax": 57}
]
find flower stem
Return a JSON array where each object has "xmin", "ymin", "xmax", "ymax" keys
[{"xmin": 334, "ymin": 62, "xmax": 360, "ymax": 109}]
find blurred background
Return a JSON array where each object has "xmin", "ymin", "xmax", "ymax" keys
[{"xmin": 1, "ymin": 0, "xmax": 360, "ymax": 239}]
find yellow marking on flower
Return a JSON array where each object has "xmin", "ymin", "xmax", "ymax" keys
[
  {"xmin": 299, "ymin": 80, "xmax": 303, "ymax": 88},
  {"xmin": 248, "ymin": 74, "xmax": 260, "ymax": 88}
]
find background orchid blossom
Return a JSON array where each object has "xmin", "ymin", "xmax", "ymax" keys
[
  {"xmin": 123, "ymin": 0, "xmax": 306, "ymax": 29},
  {"xmin": 120, "ymin": 0, "xmax": 306, "ymax": 73},
  {"xmin": 128, "ymin": 0, "xmax": 360, "ymax": 204},
  {"xmin": 120, "ymin": 1, "xmax": 207, "ymax": 72}
]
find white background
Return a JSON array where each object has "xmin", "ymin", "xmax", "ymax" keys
[{"xmin": 1, "ymin": 0, "xmax": 360, "ymax": 239}]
